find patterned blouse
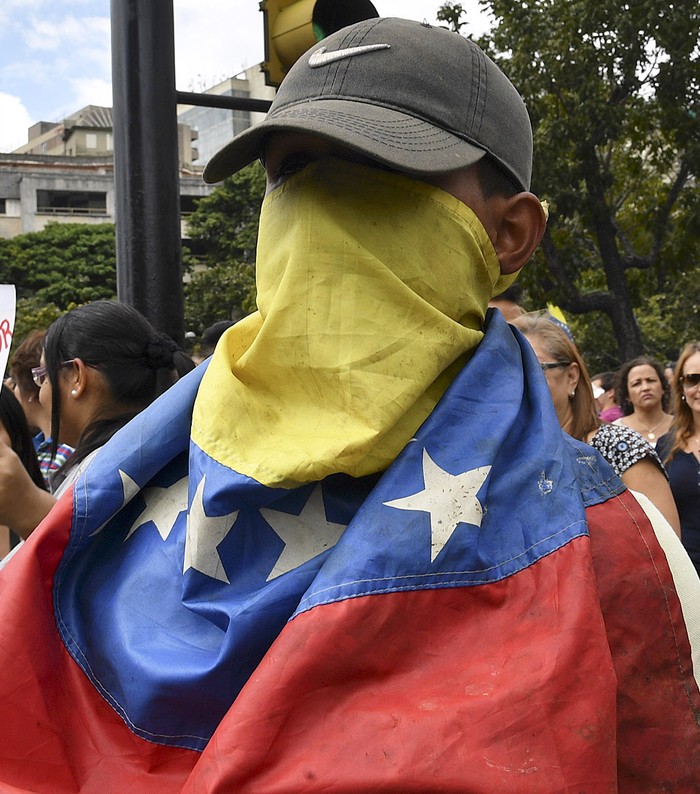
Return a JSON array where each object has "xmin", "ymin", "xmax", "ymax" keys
[
  {"xmin": 589, "ymin": 423, "xmax": 667, "ymax": 479},
  {"xmin": 34, "ymin": 433, "xmax": 74, "ymax": 491}
]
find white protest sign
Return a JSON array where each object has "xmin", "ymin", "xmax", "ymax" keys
[{"xmin": 0, "ymin": 285, "xmax": 16, "ymax": 381}]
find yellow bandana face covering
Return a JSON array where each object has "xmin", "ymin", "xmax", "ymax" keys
[{"xmin": 192, "ymin": 159, "xmax": 505, "ymax": 487}]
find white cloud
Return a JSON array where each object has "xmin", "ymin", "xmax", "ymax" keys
[
  {"xmin": 5, "ymin": 10, "xmax": 112, "ymax": 123},
  {"xmin": 0, "ymin": 93, "xmax": 33, "ymax": 153},
  {"xmin": 24, "ymin": 14, "xmax": 110, "ymax": 54},
  {"xmin": 170, "ymin": 0, "xmax": 482, "ymax": 92},
  {"xmin": 0, "ymin": 0, "xmax": 43, "ymax": 30},
  {"xmin": 70, "ymin": 76, "xmax": 113, "ymax": 109},
  {"xmin": 0, "ymin": 0, "xmax": 491, "ymax": 136},
  {"xmin": 174, "ymin": 0, "xmax": 262, "ymax": 89}
]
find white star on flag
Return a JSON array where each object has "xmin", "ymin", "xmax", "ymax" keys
[
  {"xmin": 90, "ymin": 469, "xmax": 142, "ymax": 535},
  {"xmin": 384, "ymin": 449, "xmax": 491, "ymax": 562},
  {"xmin": 183, "ymin": 476, "xmax": 238, "ymax": 583},
  {"xmin": 261, "ymin": 484, "xmax": 347, "ymax": 581},
  {"xmin": 125, "ymin": 476, "xmax": 189, "ymax": 541}
]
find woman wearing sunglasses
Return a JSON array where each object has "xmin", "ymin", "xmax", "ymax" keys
[
  {"xmin": 513, "ymin": 313, "xmax": 680, "ymax": 535},
  {"xmin": 0, "ymin": 300, "xmax": 176, "ymax": 542},
  {"xmin": 657, "ymin": 342, "xmax": 700, "ymax": 576}
]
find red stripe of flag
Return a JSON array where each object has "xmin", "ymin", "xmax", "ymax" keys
[
  {"xmin": 2, "ymin": 488, "xmax": 699, "ymax": 792},
  {"xmin": 0, "ymin": 491, "xmax": 198, "ymax": 793},
  {"xmin": 586, "ymin": 490, "xmax": 700, "ymax": 789},
  {"xmin": 186, "ymin": 536, "xmax": 619, "ymax": 792}
]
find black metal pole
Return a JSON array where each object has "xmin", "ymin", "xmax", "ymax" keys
[
  {"xmin": 175, "ymin": 91, "xmax": 272, "ymax": 113},
  {"xmin": 111, "ymin": 0, "xmax": 184, "ymax": 345}
]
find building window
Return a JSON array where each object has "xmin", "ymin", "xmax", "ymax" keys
[
  {"xmin": 180, "ymin": 195, "xmax": 200, "ymax": 216},
  {"xmin": 0, "ymin": 199, "xmax": 6, "ymax": 215},
  {"xmin": 86, "ymin": 133, "xmax": 98, "ymax": 149},
  {"xmin": 36, "ymin": 190, "xmax": 107, "ymax": 215}
]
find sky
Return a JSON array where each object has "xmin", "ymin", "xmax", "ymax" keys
[{"xmin": 0, "ymin": 0, "xmax": 492, "ymax": 153}]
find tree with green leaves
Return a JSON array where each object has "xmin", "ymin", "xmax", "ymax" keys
[
  {"xmin": 0, "ymin": 162, "xmax": 266, "ymax": 347},
  {"xmin": 11, "ymin": 298, "xmax": 68, "ymax": 354},
  {"xmin": 436, "ymin": 2, "xmax": 467, "ymax": 32},
  {"xmin": 0, "ymin": 222, "xmax": 117, "ymax": 307},
  {"xmin": 0, "ymin": 222, "xmax": 117, "ymax": 354},
  {"xmin": 439, "ymin": 0, "xmax": 700, "ymax": 365},
  {"xmin": 183, "ymin": 163, "xmax": 265, "ymax": 333}
]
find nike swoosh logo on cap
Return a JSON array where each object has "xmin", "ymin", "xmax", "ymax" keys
[{"xmin": 308, "ymin": 43, "xmax": 391, "ymax": 68}]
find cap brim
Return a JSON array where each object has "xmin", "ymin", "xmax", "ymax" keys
[{"xmin": 202, "ymin": 99, "xmax": 487, "ymax": 184}]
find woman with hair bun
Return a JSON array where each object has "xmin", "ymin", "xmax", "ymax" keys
[{"xmin": 0, "ymin": 300, "xmax": 175, "ymax": 540}]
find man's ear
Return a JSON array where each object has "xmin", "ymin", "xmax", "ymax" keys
[{"xmin": 493, "ymin": 193, "xmax": 547, "ymax": 275}]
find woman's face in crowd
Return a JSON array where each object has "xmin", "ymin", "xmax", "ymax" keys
[
  {"xmin": 37, "ymin": 353, "xmax": 52, "ymax": 413},
  {"xmin": 525, "ymin": 333, "xmax": 578, "ymax": 431},
  {"xmin": 626, "ymin": 364, "xmax": 663, "ymax": 411},
  {"xmin": 681, "ymin": 352, "xmax": 700, "ymax": 419},
  {"xmin": 38, "ymin": 354, "xmax": 83, "ymax": 447}
]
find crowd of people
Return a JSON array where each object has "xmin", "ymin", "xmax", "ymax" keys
[
  {"xmin": 493, "ymin": 307, "xmax": 699, "ymax": 569},
  {"xmin": 0, "ymin": 304, "xmax": 231, "ymax": 555},
  {"xmin": 0, "ymin": 16, "xmax": 698, "ymax": 792},
  {"xmin": 570, "ymin": 340, "xmax": 700, "ymax": 575},
  {"xmin": 512, "ymin": 313, "xmax": 682, "ymax": 536},
  {"xmin": 4, "ymin": 305, "xmax": 696, "ymax": 565},
  {"xmin": 517, "ymin": 315, "xmax": 700, "ymax": 571}
]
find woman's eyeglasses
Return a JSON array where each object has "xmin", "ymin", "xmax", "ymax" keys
[
  {"xmin": 31, "ymin": 359, "xmax": 77, "ymax": 388},
  {"xmin": 540, "ymin": 361, "xmax": 571, "ymax": 373},
  {"xmin": 680, "ymin": 373, "xmax": 700, "ymax": 389},
  {"xmin": 31, "ymin": 365, "xmax": 48, "ymax": 387}
]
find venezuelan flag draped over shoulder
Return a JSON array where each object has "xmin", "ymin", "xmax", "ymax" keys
[{"xmin": 1, "ymin": 162, "xmax": 700, "ymax": 792}]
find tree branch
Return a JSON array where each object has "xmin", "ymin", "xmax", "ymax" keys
[
  {"xmin": 650, "ymin": 159, "xmax": 690, "ymax": 262},
  {"xmin": 539, "ymin": 230, "xmax": 615, "ymax": 314}
]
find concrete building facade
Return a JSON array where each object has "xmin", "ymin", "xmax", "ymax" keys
[
  {"xmin": 0, "ymin": 66, "xmax": 273, "ymax": 242},
  {"xmin": 0, "ymin": 153, "xmax": 210, "ymax": 240},
  {"xmin": 178, "ymin": 67, "xmax": 274, "ymax": 167}
]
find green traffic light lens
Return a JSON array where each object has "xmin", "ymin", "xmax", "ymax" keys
[
  {"xmin": 312, "ymin": 0, "xmax": 378, "ymax": 43},
  {"xmin": 312, "ymin": 21, "xmax": 326, "ymax": 42}
]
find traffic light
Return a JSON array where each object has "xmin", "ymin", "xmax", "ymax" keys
[{"xmin": 261, "ymin": 0, "xmax": 379, "ymax": 87}]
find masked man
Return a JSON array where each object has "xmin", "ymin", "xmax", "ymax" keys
[{"xmin": 1, "ymin": 18, "xmax": 698, "ymax": 793}]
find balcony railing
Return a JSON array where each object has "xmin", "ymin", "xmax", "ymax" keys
[{"xmin": 36, "ymin": 206, "xmax": 108, "ymax": 215}]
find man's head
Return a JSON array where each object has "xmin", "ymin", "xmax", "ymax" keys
[
  {"xmin": 591, "ymin": 372, "xmax": 618, "ymax": 412},
  {"xmin": 488, "ymin": 284, "xmax": 525, "ymax": 321},
  {"xmin": 205, "ymin": 18, "xmax": 532, "ymax": 188},
  {"xmin": 204, "ymin": 17, "xmax": 545, "ymax": 274},
  {"xmin": 198, "ymin": 320, "xmax": 235, "ymax": 361}
]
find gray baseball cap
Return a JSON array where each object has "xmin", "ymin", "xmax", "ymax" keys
[{"xmin": 203, "ymin": 17, "xmax": 533, "ymax": 191}]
